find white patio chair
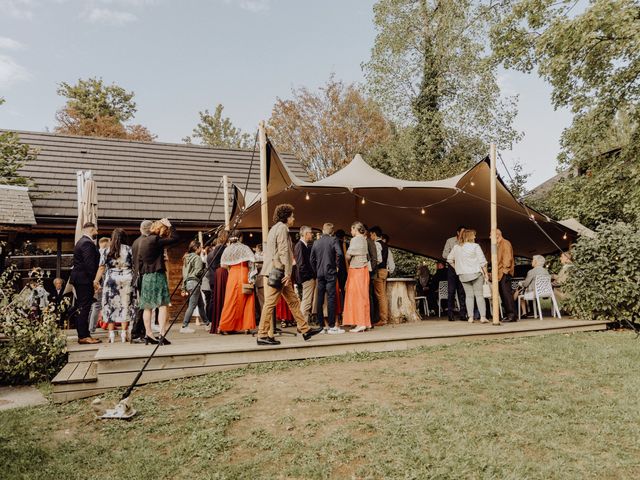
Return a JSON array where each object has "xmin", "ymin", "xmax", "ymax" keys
[
  {"xmin": 437, "ymin": 281, "xmax": 459, "ymax": 317},
  {"xmin": 415, "ymin": 296, "xmax": 429, "ymax": 317},
  {"xmin": 518, "ymin": 275, "xmax": 561, "ymax": 320}
]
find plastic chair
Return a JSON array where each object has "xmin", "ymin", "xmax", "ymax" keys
[
  {"xmin": 415, "ymin": 296, "xmax": 429, "ymax": 317},
  {"xmin": 518, "ymin": 276, "xmax": 561, "ymax": 320}
]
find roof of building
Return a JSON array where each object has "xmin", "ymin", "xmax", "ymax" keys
[
  {"xmin": 10, "ymin": 130, "xmax": 308, "ymax": 227},
  {"xmin": 0, "ymin": 184, "xmax": 37, "ymax": 225}
]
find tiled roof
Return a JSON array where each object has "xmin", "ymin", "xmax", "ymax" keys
[
  {"xmin": 10, "ymin": 130, "xmax": 307, "ymax": 226},
  {"xmin": 0, "ymin": 185, "xmax": 36, "ymax": 225}
]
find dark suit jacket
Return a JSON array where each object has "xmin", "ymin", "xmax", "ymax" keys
[
  {"xmin": 310, "ymin": 235, "xmax": 344, "ymax": 279},
  {"xmin": 294, "ymin": 240, "xmax": 314, "ymax": 283},
  {"xmin": 131, "ymin": 234, "xmax": 146, "ymax": 287},
  {"xmin": 48, "ymin": 288, "xmax": 68, "ymax": 305},
  {"xmin": 70, "ymin": 235, "xmax": 100, "ymax": 285}
]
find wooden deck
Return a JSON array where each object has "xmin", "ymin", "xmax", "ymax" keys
[{"xmin": 53, "ymin": 318, "xmax": 609, "ymax": 403}]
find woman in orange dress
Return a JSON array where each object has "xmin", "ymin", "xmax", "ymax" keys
[
  {"xmin": 342, "ymin": 221, "xmax": 371, "ymax": 332},
  {"xmin": 217, "ymin": 234, "xmax": 256, "ymax": 333}
]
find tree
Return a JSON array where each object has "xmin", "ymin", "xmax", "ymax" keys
[
  {"xmin": 183, "ymin": 104, "xmax": 252, "ymax": 149},
  {"xmin": 489, "ymin": 0, "xmax": 640, "ymax": 167},
  {"xmin": 491, "ymin": 0, "xmax": 640, "ymax": 227},
  {"xmin": 1, "ymin": 98, "xmax": 37, "ymax": 186},
  {"xmin": 268, "ymin": 76, "xmax": 392, "ymax": 180},
  {"xmin": 54, "ymin": 77, "xmax": 156, "ymax": 141},
  {"xmin": 363, "ymin": 0, "xmax": 521, "ymax": 180}
]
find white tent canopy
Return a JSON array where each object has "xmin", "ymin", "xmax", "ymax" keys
[{"xmin": 231, "ymin": 142, "xmax": 577, "ymax": 259}]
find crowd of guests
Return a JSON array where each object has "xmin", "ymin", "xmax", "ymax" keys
[{"xmin": 65, "ymin": 203, "xmax": 571, "ymax": 346}]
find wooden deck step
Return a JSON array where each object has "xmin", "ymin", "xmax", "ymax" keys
[{"xmin": 52, "ymin": 361, "xmax": 98, "ymax": 385}]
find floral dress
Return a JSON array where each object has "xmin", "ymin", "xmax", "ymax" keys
[{"xmin": 100, "ymin": 245, "xmax": 135, "ymax": 324}]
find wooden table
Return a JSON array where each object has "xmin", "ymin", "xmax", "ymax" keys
[{"xmin": 386, "ymin": 278, "xmax": 421, "ymax": 324}]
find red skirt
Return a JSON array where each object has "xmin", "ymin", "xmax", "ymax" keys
[{"xmin": 276, "ymin": 296, "xmax": 294, "ymax": 321}]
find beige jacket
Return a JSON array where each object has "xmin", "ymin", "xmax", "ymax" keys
[{"xmin": 260, "ymin": 222, "xmax": 294, "ymax": 277}]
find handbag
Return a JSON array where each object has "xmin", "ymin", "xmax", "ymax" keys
[
  {"xmin": 267, "ymin": 267, "xmax": 285, "ymax": 288},
  {"xmin": 482, "ymin": 280, "xmax": 492, "ymax": 299},
  {"xmin": 242, "ymin": 283, "xmax": 254, "ymax": 295}
]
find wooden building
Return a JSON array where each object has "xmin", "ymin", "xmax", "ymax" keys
[{"xmin": 0, "ymin": 130, "xmax": 307, "ymax": 315}]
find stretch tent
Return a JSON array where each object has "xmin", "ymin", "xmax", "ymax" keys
[{"xmin": 230, "ymin": 141, "xmax": 576, "ymax": 259}]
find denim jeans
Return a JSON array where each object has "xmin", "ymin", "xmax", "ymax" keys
[{"xmin": 182, "ymin": 280, "xmax": 207, "ymax": 327}]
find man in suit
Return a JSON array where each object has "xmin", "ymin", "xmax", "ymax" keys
[
  {"xmin": 256, "ymin": 204, "xmax": 323, "ymax": 346},
  {"xmin": 71, "ymin": 222, "xmax": 101, "ymax": 344},
  {"xmin": 442, "ymin": 226, "xmax": 469, "ymax": 321},
  {"xmin": 310, "ymin": 223, "xmax": 345, "ymax": 334},
  {"xmin": 294, "ymin": 226, "xmax": 315, "ymax": 324},
  {"xmin": 48, "ymin": 277, "xmax": 70, "ymax": 327},
  {"xmin": 369, "ymin": 226, "xmax": 389, "ymax": 326},
  {"xmin": 496, "ymin": 229, "xmax": 517, "ymax": 322},
  {"xmin": 130, "ymin": 220, "xmax": 152, "ymax": 343}
]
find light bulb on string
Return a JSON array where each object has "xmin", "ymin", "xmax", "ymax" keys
[
  {"xmin": 470, "ymin": 181, "xmax": 475, "ymax": 186},
  {"xmin": 305, "ymin": 192, "xmax": 310, "ymax": 200},
  {"xmin": 563, "ymin": 233, "xmax": 567, "ymax": 240},
  {"xmin": 421, "ymin": 207, "xmax": 426, "ymax": 215},
  {"xmin": 361, "ymin": 197, "xmax": 366, "ymax": 205},
  {"xmin": 249, "ymin": 233, "xmax": 253, "ymax": 238}
]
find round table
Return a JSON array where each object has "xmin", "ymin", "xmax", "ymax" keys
[{"xmin": 386, "ymin": 278, "xmax": 421, "ymax": 323}]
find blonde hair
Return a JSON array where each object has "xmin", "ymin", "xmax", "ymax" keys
[
  {"xmin": 461, "ymin": 229, "xmax": 476, "ymax": 243},
  {"xmin": 150, "ymin": 221, "xmax": 170, "ymax": 238}
]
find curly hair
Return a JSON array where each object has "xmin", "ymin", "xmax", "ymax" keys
[
  {"xmin": 150, "ymin": 221, "xmax": 170, "ymax": 238},
  {"xmin": 273, "ymin": 204, "xmax": 294, "ymax": 224}
]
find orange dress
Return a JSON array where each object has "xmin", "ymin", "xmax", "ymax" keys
[
  {"xmin": 218, "ymin": 262, "xmax": 256, "ymax": 332},
  {"xmin": 342, "ymin": 266, "xmax": 371, "ymax": 327}
]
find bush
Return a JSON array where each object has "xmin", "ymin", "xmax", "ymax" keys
[
  {"xmin": 0, "ymin": 267, "xmax": 67, "ymax": 385},
  {"xmin": 565, "ymin": 222, "xmax": 640, "ymax": 323}
]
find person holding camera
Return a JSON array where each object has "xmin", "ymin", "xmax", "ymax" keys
[{"xmin": 256, "ymin": 204, "xmax": 323, "ymax": 346}]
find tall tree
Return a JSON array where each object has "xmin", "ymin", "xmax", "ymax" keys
[
  {"xmin": 54, "ymin": 77, "xmax": 156, "ymax": 142},
  {"xmin": 363, "ymin": 0, "xmax": 521, "ymax": 180},
  {"xmin": 491, "ymin": 0, "xmax": 640, "ymax": 226},
  {"xmin": 268, "ymin": 76, "xmax": 392, "ymax": 180},
  {"xmin": 490, "ymin": 0, "xmax": 639, "ymax": 165},
  {"xmin": 1, "ymin": 98, "xmax": 37, "ymax": 187},
  {"xmin": 183, "ymin": 104, "xmax": 252, "ymax": 149}
]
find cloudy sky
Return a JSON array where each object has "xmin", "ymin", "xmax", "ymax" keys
[{"xmin": 0, "ymin": 0, "xmax": 572, "ymax": 188}]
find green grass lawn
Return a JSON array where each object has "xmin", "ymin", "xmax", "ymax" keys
[{"xmin": 1, "ymin": 330, "xmax": 639, "ymax": 479}]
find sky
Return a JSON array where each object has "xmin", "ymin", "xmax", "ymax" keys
[{"xmin": 0, "ymin": 0, "xmax": 573, "ymax": 188}]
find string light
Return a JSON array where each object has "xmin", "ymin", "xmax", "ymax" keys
[
  {"xmin": 470, "ymin": 181, "xmax": 475, "ymax": 186},
  {"xmin": 563, "ymin": 233, "xmax": 567, "ymax": 240},
  {"xmin": 361, "ymin": 197, "xmax": 366, "ymax": 205},
  {"xmin": 421, "ymin": 208, "xmax": 426, "ymax": 215},
  {"xmin": 249, "ymin": 233, "xmax": 253, "ymax": 237},
  {"xmin": 305, "ymin": 192, "xmax": 310, "ymax": 200}
]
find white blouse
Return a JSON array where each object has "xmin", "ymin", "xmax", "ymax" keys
[{"xmin": 447, "ymin": 243, "xmax": 487, "ymax": 275}]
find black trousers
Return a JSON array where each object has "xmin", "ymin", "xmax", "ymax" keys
[
  {"xmin": 447, "ymin": 267, "xmax": 467, "ymax": 319},
  {"xmin": 203, "ymin": 290, "xmax": 212, "ymax": 325},
  {"xmin": 74, "ymin": 282, "xmax": 94, "ymax": 339},
  {"xmin": 499, "ymin": 274, "xmax": 516, "ymax": 319},
  {"xmin": 369, "ymin": 271, "xmax": 379, "ymax": 324},
  {"xmin": 316, "ymin": 275, "xmax": 337, "ymax": 328}
]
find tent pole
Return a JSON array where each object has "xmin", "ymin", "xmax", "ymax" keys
[
  {"xmin": 259, "ymin": 121, "xmax": 269, "ymax": 242},
  {"xmin": 490, "ymin": 143, "xmax": 500, "ymax": 325},
  {"xmin": 222, "ymin": 174, "xmax": 230, "ymax": 230}
]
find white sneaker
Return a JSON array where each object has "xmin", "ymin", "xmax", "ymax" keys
[
  {"xmin": 179, "ymin": 326, "xmax": 195, "ymax": 333},
  {"xmin": 350, "ymin": 326, "xmax": 366, "ymax": 333},
  {"xmin": 327, "ymin": 327, "xmax": 345, "ymax": 335}
]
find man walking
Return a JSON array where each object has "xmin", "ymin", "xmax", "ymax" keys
[
  {"xmin": 369, "ymin": 226, "xmax": 389, "ymax": 326},
  {"xmin": 310, "ymin": 223, "xmax": 345, "ymax": 334},
  {"xmin": 496, "ymin": 229, "xmax": 517, "ymax": 322},
  {"xmin": 256, "ymin": 204, "xmax": 322, "ymax": 345},
  {"xmin": 442, "ymin": 226, "xmax": 469, "ymax": 321},
  {"xmin": 294, "ymin": 225, "xmax": 315, "ymax": 324},
  {"xmin": 71, "ymin": 222, "xmax": 101, "ymax": 344}
]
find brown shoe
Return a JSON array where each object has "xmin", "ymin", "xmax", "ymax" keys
[{"xmin": 78, "ymin": 337, "xmax": 102, "ymax": 344}]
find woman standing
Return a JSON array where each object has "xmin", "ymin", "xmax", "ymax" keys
[
  {"xmin": 447, "ymin": 229, "xmax": 489, "ymax": 323},
  {"xmin": 218, "ymin": 234, "xmax": 256, "ymax": 333},
  {"xmin": 342, "ymin": 221, "xmax": 371, "ymax": 332},
  {"xmin": 94, "ymin": 228, "xmax": 135, "ymax": 343},
  {"xmin": 180, "ymin": 240, "xmax": 208, "ymax": 333},
  {"xmin": 138, "ymin": 218, "xmax": 180, "ymax": 345},
  {"xmin": 208, "ymin": 230, "xmax": 229, "ymax": 334}
]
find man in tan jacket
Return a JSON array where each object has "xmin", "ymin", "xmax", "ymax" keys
[
  {"xmin": 257, "ymin": 204, "xmax": 322, "ymax": 345},
  {"xmin": 496, "ymin": 229, "xmax": 517, "ymax": 322}
]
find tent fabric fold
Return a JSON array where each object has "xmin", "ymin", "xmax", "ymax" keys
[{"xmin": 231, "ymin": 141, "xmax": 576, "ymax": 259}]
